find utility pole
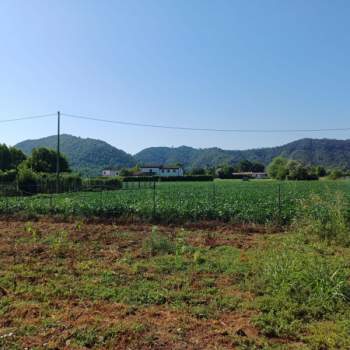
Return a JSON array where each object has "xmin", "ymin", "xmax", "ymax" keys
[{"xmin": 56, "ymin": 111, "xmax": 61, "ymax": 193}]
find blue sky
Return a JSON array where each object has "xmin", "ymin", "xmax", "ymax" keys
[{"xmin": 0, "ymin": 0, "xmax": 349, "ymax": 154}]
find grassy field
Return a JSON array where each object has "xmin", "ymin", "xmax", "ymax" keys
[
  {"xmin": 1, "ymin": 180, "xmax": 350, "ymax": 224},
  {"xmin": 2, "ymin": 180, "xmax": 350, "ymax": 348},
  {"xmin": 1, "ymin": 213, "xmax": 350, "ymax": 349}
]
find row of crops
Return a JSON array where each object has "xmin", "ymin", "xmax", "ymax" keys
[{"xmin": 1, "ymin": 180, "xmax": 350, "ymax": 224}]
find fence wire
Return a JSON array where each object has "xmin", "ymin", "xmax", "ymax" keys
[{"xmin": 1, "ymin": 180, "xmax": 349, "ymax": 224}]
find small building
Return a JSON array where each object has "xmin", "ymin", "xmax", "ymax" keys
[
  {"xmin": 101, "ymin": 169, "xmax": 119, "ymax": 177},
  {"xmin": 232, "ymin": 172, "xmax": 268, "ymax": 179},
  {"xmin": 140, "ymin": 164, "xmax": 184, "ymax": 177}
]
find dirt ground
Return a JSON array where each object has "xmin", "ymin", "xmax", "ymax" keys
[{"xmin": 0, "ymin": 219, "xmax": 292, "ymax": 349}]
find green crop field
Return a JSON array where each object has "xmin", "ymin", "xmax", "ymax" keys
[{"xmin": 1, "ymin": 180, "xmax": 350, "ymax": 223}]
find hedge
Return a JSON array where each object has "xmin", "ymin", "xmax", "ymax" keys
[
  {"xmin": 17, "ymin": 172, "xmax": 83, "ymax": 194},
  {"xmin": 82, "ymin": 176, "xmax": 122, "ymax": 190},
  {"xmin": 122, "ymin": 175, "xmax": 213, "ymax": 182},
  {"xmin": 0, "ymin": 169, "xmax": 17, "ymax": 183},
  {"xmin": 123, "ymin": 176, "xmax": 158, "ymax": 182},
  {"xmin": 159, "ymin": 175, "xmax": 213, "ymax": 182}
]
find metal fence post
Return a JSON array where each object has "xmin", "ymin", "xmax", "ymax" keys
[
  {"xmin": 213, "ymin": 181, "xmax": 216, "ymax": 213},
  {"xmin": 278, "ymin": 183, "xmax": 282, "ymax": 224},
  {"xmin": 153, "ymin": 179, "xmax": 156, "ymax": 219}
]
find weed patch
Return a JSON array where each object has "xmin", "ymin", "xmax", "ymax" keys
[{"xmin": 249, "ymin": 238, "xmax": 350, "ymax": 337}]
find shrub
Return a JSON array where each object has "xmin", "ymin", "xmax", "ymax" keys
[
  {"xmin": 123, "ymin": 176, "xmax": 158, "ymax": 182},
  {"xmin": 83, "ymin": 177, "xmax": 122, "ymax": 191},
  {"xmin": 294, "ymin": 192, "xmax": 349, "ymax": 245},
  {"xmin": 17, "ymin": 168, "xmax": 38, "ymax": 195},
  {"xmin": 142, "ymin": 227, "xmax": 176, "ymax": 256},
  {"xmin": 37, "ymin": 173, "xmax": 82, "ymax": 193},
  {"xmin": 0, "ymin": 169, "xmax": 17, "ymax": 183},
  {"xmin": 122, "ymin": 175, "xmax": 213, "ymax": 182},
  {"xmin": 329, "ymin": 169, "xmax": 344, "ymax": 180},
  {"xmin": 159, "ymin": 175, "xmax": 213, "ymax": 182},
  {"xmin": 250, "ymin": 242, "xmax": 350, "ymax": 337}
]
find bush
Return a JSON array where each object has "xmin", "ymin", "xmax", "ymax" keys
[
  {"xmin": 294, "ymin": 193, "xmax": 349, "ymax": 245},
  {"xmin": 142, "ymin": 227, "xmax": 176, "ymax": 256},
  {"xmin": 123, "ymin": 176, "xmax": 158, "ymax": 182},
  {"xmin": 83, "ymin": 177, "xmax": 122, "ymax": 191},
  {"xmin": 250, "ymin": 243, "xmax": 350, "ymax": 337},
  {"xmin": 37, "ymin": 173, "xmax": 82, "ymax": 193},
  {"xmin": 267, "ymin": 157, "xmax": 319, "ymax": 180},
  {"xmin": 122, "ymin": 175, "xmax": 213, "ymax": 182},
  {"xmin": 0, "ymin": 169, "xmax": 17, "ymax": 183},
  {"xmin": 329, "ymin": 169, "xmax": 344, "ymax": 180},
  {"xmin": 159, "ymin": 175, "xmax": 213, "ymax": 182},
  {"xmin": 17, "ymin": 168, "xmax": 38, "ymax": 195}
]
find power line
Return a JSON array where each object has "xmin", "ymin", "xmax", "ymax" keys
[
  {"xmin": 0, "ymin": 111, "xmax": 349, "ymax": 133},
  {"xmin": 63, "ymin": 112, "xmax": 350, "ymax": 133},
  {"xmin": 0, "ymin": 113, "xmax": 56, "ymax": 123}
]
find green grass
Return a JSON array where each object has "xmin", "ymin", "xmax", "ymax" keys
[
  {"xmin": 1, "ymin": 179, "xmax": 350, "ymax": 224},
  {"xmin": 2, "ymin": 214, "xmax": 350, "ymax": 349}
]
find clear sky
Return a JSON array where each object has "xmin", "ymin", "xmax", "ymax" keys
[{"xmin": 0, "ymin": 0, "xmax": 349, "ymax": 154}]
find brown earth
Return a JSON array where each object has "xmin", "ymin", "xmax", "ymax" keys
[{"xmin": 0, "ymin": 219, "xmax": 291, "ymax": 349}]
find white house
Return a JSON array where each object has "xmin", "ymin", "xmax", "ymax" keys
[
  {"xmin": 140, "ymin": 165, "xmax": 184, "ymax": 177},
  {"xmin": 101, "ymin": 169, "xmax": 119, "ymax": 177}
]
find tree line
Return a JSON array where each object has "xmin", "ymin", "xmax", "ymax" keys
[
  {"xmin": 1, "ymin": 143, "xmax": 347, "ymax": 193},
  {"xmin": 117, "ymin": 156, "xmax": 347, "ymax": 180},
  {"xmin": 266, "ymin": 156, "xmax": 347, "ymax": 180}
]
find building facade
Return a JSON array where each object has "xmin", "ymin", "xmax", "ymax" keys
[
  {"xmin": 101, "ymin": 169, "xmax": 119, "ymax": 177},
  {"xmin": 140, "ymin": 165, "xmax": 184, "ymax": 177}
]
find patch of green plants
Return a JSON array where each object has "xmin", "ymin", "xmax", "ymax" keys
[
  {"xmin": 304, "ymin": 319, "xmax": 350, "ymax": 350},
  {"xmin": 294, "ymin": 192, "xmax": 350, "ymax": 245},
  {"xmin": 142, "ymin": 226, "xmax": 176, "ymax": 256},
  {"xmin": 248, "ymin": 237, "xmax": 350, "ymax": 338},
  {"xmin": 2, "ymin": 180, "xmax": 350, "ymax": 224}
]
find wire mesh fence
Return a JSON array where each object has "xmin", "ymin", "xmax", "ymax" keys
[
  {"xmin": 0, "ymin": 179, "xmax": 349, "ymax": 224},
  {"xmin": 0, "ymin": 180, "xmax": 350, "ymax": 224}
]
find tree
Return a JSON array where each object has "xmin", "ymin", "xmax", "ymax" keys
[
  {"xmin": 17, "ymin": 167, "xmax": 38, "ymax": 194},
  {"xmin": 237, "ymin": 160, "xmax": 253, "ymax": 172},
  {"xmin": 0, "ymin": 144, "xmax": 12, "ymax": 170},
  {"xmin": 235, "ymin": 160, "xmax": 264, "ymax": 173},
  {"xmin": 0, "ymin": 144, "xmax": 27, "ymax": 171},
  {"xmin": 267, "ymin": 157, "xmax": 289, "ymax": 180},
  {"xmin": 286, "ymin": 160, "xmax": 308, "ymax": 180},
  {"xmin": 251, "ymin": 161, "xmax": 265, "ymax": 173},
  {"xmin": 329, "ymin": 169, "xmax": 343, "ymax": 180},
  {"xmin": 28, "ymin": 148, "xmax": 70, "ymax": 173},
  {"xmin": 9, "ymin": 147, "xmax": 26, "ymax": 169},
  {"xmin": 315, "ymin": 166, "xmax": 327, "ymax": 177},
  {"xmin": 190, "ymin": 167, "xmax": 206, "ymax": 175},
  {"xmin": 216, "ymin": 164, "xmax": 235, "ymax": 179}
]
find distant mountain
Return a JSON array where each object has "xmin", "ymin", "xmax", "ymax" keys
[
  {"xmin": 135, "ymin": 138, "xmax": 350, "ymax": 169},
  {"xmin": 14, "ymin": 135, "xmax": 350, "ymax": 175},
  {"xmin": 15, "ymin": 134, "xmax": 135, "ymax": 176}
]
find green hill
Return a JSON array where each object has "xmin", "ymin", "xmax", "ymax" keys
[
  {"xmin": 15, "ymin": 134, "xmax": 135, "ymax": 176},
  {"xmin": 14, "ymin": 135, "xmax": 350, "ymax": 175},
  {"xmin": 135, "ymin": 138, "xmax": 350, "ymax": 169}
]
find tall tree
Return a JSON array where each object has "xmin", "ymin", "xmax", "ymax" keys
[
  {"xmin": 267, "ymin": 157, "xmax": 289, "ymax": 180},
  {"xmin": 28, "ymin": 148, "xmax": 70, "ymax": 173},
  {"xmin": 0, "ymin": 144, "xmax": 12, "ymax": 170},
  {"xmin": 9, "ymin": 147, "xmax": 26, "ymax": 169},
  {"xmin": 237, "ymin": 160, "xmax": 253, "ymax": 172}
]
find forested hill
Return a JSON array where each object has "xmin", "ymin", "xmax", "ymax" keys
[
  {"xmin": 15, "ymin": 134, "xmax": 136, "ymax": 176},
  {"xmin": 14, "ymin": 135, "xmax": 350, "ymax": 174},
  {"xmin": 134, "ymin": 138, "xmax": 350, "ymax": 169}
]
